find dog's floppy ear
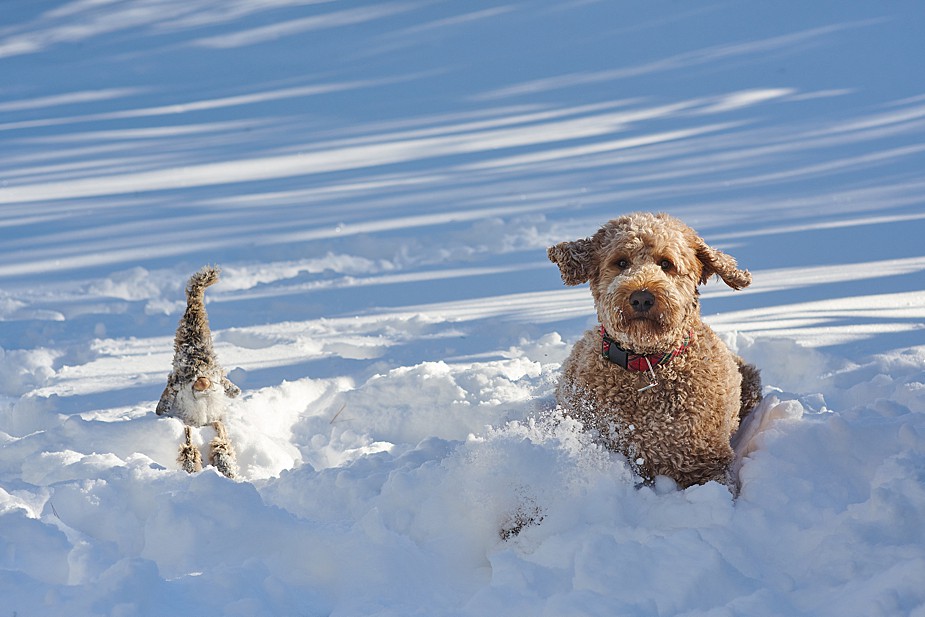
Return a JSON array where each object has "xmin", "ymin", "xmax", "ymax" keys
[
  {"xmin": 548, "ymin": 238, "xmax": 595, "ymax": 286},
  {"xmin": 693, "ymin": 236, "xmax": 752, "ymax": 290}
]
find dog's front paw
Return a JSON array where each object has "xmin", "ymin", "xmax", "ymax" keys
[{"xmin": 499, "ymin": 497, "xmax": 545, "ymax": 540}]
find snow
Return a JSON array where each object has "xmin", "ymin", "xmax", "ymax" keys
[{"xmin": 2, "ymin": 1, "xmax": 925, "ymax": 615}]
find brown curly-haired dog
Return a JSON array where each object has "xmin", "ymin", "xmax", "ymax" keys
[
  {"xmin": 548, "ymin": 212, "xmax": 762, "ymax": 488},
  {"xmin": 156, "ymin": 266, "xmax": 240, "ymax": 478}
]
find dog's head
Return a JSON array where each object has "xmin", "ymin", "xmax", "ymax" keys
[{"xmin": 548, "ymin": 212, "xmax": 751, "ymax": 351}]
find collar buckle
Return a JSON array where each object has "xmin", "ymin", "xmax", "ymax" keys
[{"xmin": 600, "ymin": 327, "xmax": 631, "ymax": 369}]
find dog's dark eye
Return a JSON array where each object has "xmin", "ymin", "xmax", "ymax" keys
[
  {"xmin": 660, "ymin": 259, "xmax": 674, "ymax": 272},
  {"xmin": 614, "ymin": 258, "xmax": 629, "ymax": 270}
]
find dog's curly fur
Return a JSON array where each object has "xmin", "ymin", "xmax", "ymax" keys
[
  {"xmin": 549, "ymin": 212, "xmax": 761, "ymax": 488},
  {"xmin": 157, "ymin": 266, "xmax": 240, "ymax": 478}
]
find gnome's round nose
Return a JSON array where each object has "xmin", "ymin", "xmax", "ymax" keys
[{"xmin": 193, "ymin": 376, "xmax": 212, "ymax": 392}]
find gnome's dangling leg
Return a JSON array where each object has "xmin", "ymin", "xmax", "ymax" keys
[
  {"xmin": 177, "ymin": 426, "xmax": 203, "ymax": 473},
  {"xmin": 209, "ymin": 420, "xmax": 237, "ymax": 479}
]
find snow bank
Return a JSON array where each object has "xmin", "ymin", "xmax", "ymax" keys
[{"xmin": 3, "ymin": 338, "xmax": 924, "ymax": 615}]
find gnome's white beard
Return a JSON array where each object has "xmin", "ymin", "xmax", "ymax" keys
[{"xmin": 173, "ymin": 382, "xmax": 227, "ymax": 426}]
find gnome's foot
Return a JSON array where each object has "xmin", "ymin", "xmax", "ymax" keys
[
  {"xmin": 177, "ymin": 426, "xmax": 202, "ymax": 473},
  {"xmin": 209, "ymin": 421, "xmax": 237, "ymax": 479}
]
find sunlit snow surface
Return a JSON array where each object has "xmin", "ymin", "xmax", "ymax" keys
[{"xmin": 2, "ymin": 1, "xmax": 924, "ymax": 615}]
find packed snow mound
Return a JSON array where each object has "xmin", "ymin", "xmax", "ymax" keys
[{"xmin": 3, "ymin": 340, "xmax": 925, "ymax": 615}]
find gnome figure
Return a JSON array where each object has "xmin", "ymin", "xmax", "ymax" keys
[{"xmin": 157, "ymin": 265, "xmax": 240, "ymax": 478}]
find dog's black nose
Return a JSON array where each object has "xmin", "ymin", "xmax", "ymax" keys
[{"xmin": 629, "ymin": 290, "xmax": 656, "ymax": 313}]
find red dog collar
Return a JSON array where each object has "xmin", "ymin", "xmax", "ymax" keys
[{"xmin": 600, "ymin": 326, "xmax": 692, "ymax": 372}]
